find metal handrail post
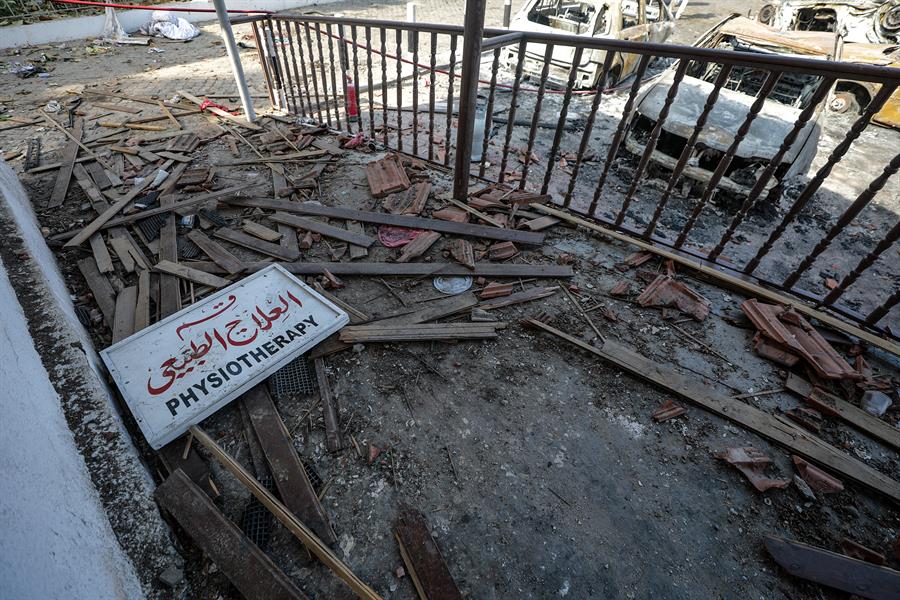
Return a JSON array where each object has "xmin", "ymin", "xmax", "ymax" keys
[{"xmin": 453, "ymin": 0, "xmax": 487, "ymax": 199}]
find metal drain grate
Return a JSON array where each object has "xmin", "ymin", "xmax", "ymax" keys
[
  {"xmin": 240, "ymin": 474, "xmax": 275, "ymax": 550},
  {"xmin": 135, "ymin": 213, "xmax": 168, "ymax": 241},
  {"xmin": 25, "ymin": 138, "xmax": 41, "ymax": 170},
  {"xmin": 301, "ymin": 457, "xmax": 323, "ymax": 493},
  {"xmin": 268, "ymin": 356, "xmax": 317, "ymax": 398},
  {"xmin": 178, "ymin": 237, "xmax": 201, "ymax": 259},
  {"xmin": 74, "ymin": 305, "xmax": 91, "ymax": 327}
]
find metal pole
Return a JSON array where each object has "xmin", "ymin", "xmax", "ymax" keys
[
  {"xmin": 212, "ymin": 0, "xmax": 256, "ymax": 123},
  {"xmin": 503, "ymin": 0, "xmax": 512, "ymax": 28},
  {"xmin": 406, "ymin": 3, "xmax": 417, "ymax": 52},
  {"xmin": 453, "ymin": 0, "xmax": 487, "ymax": 199}
]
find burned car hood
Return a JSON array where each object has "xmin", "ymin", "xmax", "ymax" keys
[{"xmin": 634, "ymin": 72, "xmax": 821, "ymax": 163}]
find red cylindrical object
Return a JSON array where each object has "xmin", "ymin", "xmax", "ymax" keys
[{"xmin": 346, "ymin": 74, "xmax": 359, "ymax": 121}]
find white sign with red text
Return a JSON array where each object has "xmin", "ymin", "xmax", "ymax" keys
[{"xmin": 100, "ymin": 264, "xmax": 348, "ymax": 449}]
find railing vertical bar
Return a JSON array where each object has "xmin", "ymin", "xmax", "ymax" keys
[
  {"xmin": 562, "ymin": 51, "xmax": 615, "ymax": 208},
  {"xmin": 479, "ymin": 47, "xmax": 502, "ymax": 179},
  {"xmin": 444, "ymin": 34, "xmax": 458, "ymax": 167},
  {"xmin": 303, "ymin": 23, "xmax": 324, "ymax": 123},
  {"xmin": 350, "ymin": 25, "xmax": 363, "ymax": 134},
  {"xmin": 674, "ymin": 70, "xmax": 783, "ymax": 249},
  {"xmin": 380, "ymin": 26, "xmax": 389, "ymax": 147},
  {"xmin": 326, "ymin": 23, "xmax": 343, "ymax": 130},
  {"xmin": 273, "ymin": 19, "xmax": 298, "ymax": 114},
  {"xmin": 588, "ymin": 54, "xmax": 650, "ymax": 216},
  {"xmin": 412, "ymin": 30, "xmax": 420, "ymax": 156},
  {"xmin": 540, "ymin": 46, "xmax": 583, "ymax": 194},
  {"xmin": 519, "ymin": 42, "xmax": 554, "ymax": 189},
  {"xmin": 337, "ymin": 24, "xmax": 351, "ymax": 131},
  {"xmin": 823, "ymin": 220, "xmax": 900, "ymax": 306},
  {"xmin": 251, "ymin": 21, "xmax": 276, "ymax": 109},
  {"xmin": 284, "ymin": 20, "xmax": 306, "ymax": 117},
  {"xmin": 365, "ymin": 25, "xmax": 376, "ymax": 139},
  {"xmin": 744, "ymin": 83, "xmax": 898, "ymax": 274},
  {"xmin": 645, "ymin": 63, "xmax": 732, "ymax": 238},
  {"xmin": 293, "ymin": 22, "xmax": 315, "ymax": 116},
  {"xmin": 782, "ymin": 151, "xmax": 900, "ymax": 288},
  {"xmin": 865, "ymin": 288, "xmax": 900, "ymax": 326},
  {"xmin": 706, "ymin": 75, "xmax": 836, "ymax": 258},
  {"xmin": 264, "ymin": 19, "xmax": 287, "ymax": 112},
  {"xmin": 498, "ymin": 41, "xmax": 527, "ymax": 184},
  {"xmin": 396, "ymin": 28, "xmax": 404, "ymax": 153},
  {"xmin": 314, "ymin": 24, "xmax": 334, "ymax": 126},
  {"xmin": 616, "ymin": 60, "xmax": 689, "ymax": 226},
  {"xmin": 428, "ymin": 32, "xmax": 438, "ymax": 162}
]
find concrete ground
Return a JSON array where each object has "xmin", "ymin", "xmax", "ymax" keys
[{"xmin": 1, "ymin": 1, "xmax": 899, "ymax": 599}]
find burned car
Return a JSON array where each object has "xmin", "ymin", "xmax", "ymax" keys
[
  {"xmin": 757, "ymin": 0, "xmax": 900, "ymax": 44},
  {"xmin": 504, "ymin": 0, "xmax": 681, "ymax": 88},
  {"xmin": 623, "ymin": 16, "xmax": 830, "ymax": 196}
]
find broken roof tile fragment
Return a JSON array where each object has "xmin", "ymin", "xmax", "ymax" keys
[{"xmin": 715, "ymin": 446, "xmax": 791, "ymax": 492}]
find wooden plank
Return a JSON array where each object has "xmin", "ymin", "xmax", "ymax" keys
[
  {"xmin": 112, "ymin": 286, "xmax": 137, "ymax": 343},
  {"xmin": 47, "ymin": 119, "xmax": 82, "ymax": 209},
  {"xmin": 525, "ymin": 319, "xmax": 900, "ymax": 503},
  {"xmin": 765, "ymin": 536, "xmax": 900, "ymax": 600},
  {"xmin": 157, "ymin": 100, "xmax": 182, "ymax": 130},
  {"xmin": 372, "ymin": 293, "xmax": 477, "ymax": 326},
  {"xmin": 347, "ymin": 221, "xmax": 369, "ymax": 259},
  {"xmin": 241, "ymin": 385, "xmax": 337, "ymax": 544},
  {"xmin": 251, "ymin": 262, "xmax": 572, "ymax": 278},
  {"xmin": 269, "ymin": 212, "xmax": 377, "ymax": 247},
  {"xmin": 154, "ymin": 150, "xmax": 192, "ymax": 163},
  {"xmin": 224, "ymin": 198, "xmax": 547, "ymax": 245},
  {"xmin": 134, "ymin": 268, "xmax": 151, "ymax": 332},
  {"xmin": 278, "ymin": 223, "xmax": 299, "ymax": 256},
  {"xmin": 533, "ymin": 204, "xmax": 900, "ymax": 357},
  {"xmin": 395, "ymin": 508, "xmax": 463, "ymax": 600},
  {"xmin": 214, "ymin": 228, "xmax": 300, "ymax": 261},
  {"xmin": 178, "ymin": 90, "xmax": 263, "ymax": 130},
  {"xmin": 785, "ymin": 374, "xmax": 900, "ymax": 451},
  {"xmin": 447, "ymin": 197, "xmax": 504, "ymax": 228},
  {"xmin": 158, "ymin": 435, "xmax": 217, "ymax": 498},
  {"xmin": 89, "ymin": 233, "xmax": 114, "ymax": 274},
  {"xmin": 92, "ymin": 102, "xmax": 142, "ymax": 114},
  {"xmin": 108, "ymin": 235, "xmax": 148, "ymax": 273},
  {"xmin": 397, "ymin": 231, "xmax": 441, "ymax": 263},
  {"xmin": 314, "ymin": 358, "xmax": 344, "ymax": 453},
  {"xmin": 311, "ymin": 283, "xmax": 369, "ymax": 324},
  {"xmin": 186, "ymin": 230, "xmax": 244, "ymax": 275},
  {"xmin": 242, "ymin": 220, "xmax": 283, "ymax": 242},
  {"xmin": 77, "ymin": 257, "xmax": 116, "ymax": 327},
  {"xmin": 63, "ymin": 176, "xmax": 156, "ymax": 247},
  {"xmin": 158, "ymin": 196, "xmax": 181, "ymax": 318},
  {"xmin": 339, "ymin": 323, "xmax": 503, "ymax": 343},
  {"xmin": 155, "ymin": 470, "xmax": 308, "ymax": 600},
  {"xmin": 219, "ymin": 149, "xmax": 328, "ymax": 166},
  {"xmin": 479, "ymin": 286, "xmax": 559, "ymax": 310},
  {"xmin": 190, "ymin": 426, "xmax": 382, "ymax": 600},
  {"xmin": 84, "ymin": 160, "xmax": 112, "ymax": 190},
  {"xmin": 154, "ymin": 259, "xmax": 231, "ymax": 289}
]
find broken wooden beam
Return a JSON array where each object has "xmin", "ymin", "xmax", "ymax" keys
[
  {"xmin": 189, "ymin": 426, "xmax": 382, "ymax": 600},
  {"xmin": 154, "ymin": 259, "xmax": 232, "ymax": 289},
  {"xmin": 155, "ymin": 470, "xmax": 308, "ymax": 600},
  {"xmin": 186, "ymin": 230, "xmax": 244, "ymax": 275},
  {"xmin": 339, "ymin": 322, "xmax": 504, "ymax": 343},
  {"xmin": 112, "ymin": 285, "xmax": 137, "ymax": 343},
  {"xmin": 366, "ymin": 154, "xmax": 410, "ymax": 198},
  {"xmin": 524, "ymin": 319, "xmax": 900, "ymax": 504},
  {"xmin": 397, "ymin": 231, "xmax": 440, "ymax": 263},
  {"xmin": 242, "ymin": 385, "xmax": 336, "ymax": 545},
  {"xmin": 223, "ymin": 198, "xmax": 546, "ymax": 245},
  {"xmin": 242, "ymin": 220, "xmax": 283, "ymax": 243},
  {"xmin": 314, "ymin": 358, "xmax": 344, "ymax": 453},
  {"xmin": 77, "ymin": 257, "xmax": 116, "ymax": 327},
  {"xmin": 395, "ymin": 507, "xmax": 463, "ymax": 600},
  {"xmin": 47, "ymin": 119, "xmax": 82, "ymax": 209},
  {"xmin": 269, "ymin": 212, "xmax": 377, "ymax": 247},
  {"xmin": 215, "ymin": 228, "xmax": 300, "ymax": 261},
  {"xmin": 478, "ymin": 286, "xmax": 559, "ymax": 310}
]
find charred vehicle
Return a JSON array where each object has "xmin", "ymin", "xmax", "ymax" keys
[
  {"xmin": 503, "ymin": 0, "xmax": 681, "ymax": 88},
  {"xmin": 624, "ymin": 16, "xmax": 828, "ymax": 196},
  {"xmin": 757, "ymin": 0, "xmax": 900, "ymax": 44}
]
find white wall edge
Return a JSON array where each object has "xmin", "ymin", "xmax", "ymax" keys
[{"xmin": 0, "ymin": 0, "xmax": 338, "ymax": 49}]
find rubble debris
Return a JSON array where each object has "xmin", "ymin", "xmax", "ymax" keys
[
  {"xmin": 395, "ymin": 507, "xmax": 463, "ymax": 600},
  {"xmin": 241, "ymin": 220, "xmax": 283, "ymax": 243},
  {"xmin": 861, "ymin": 390, "xmax": 893, "ymax": 417},
  {"xmin": 270, "ymin": 212, "xmax": 377, "ymax": 248},
  {"xmin": 651, "ymin": 400, "xmax": 686, "ymax": 422},
  {"xmin": 186, "ymin": 230, "xmax": 244, "ymax": 275},
  {"xmin": 616, "ymin": 251, "xmax": 654, "ymax": 271},
  {"xmin": 765, "ymin": 535, "xmax": 899, "ymax": 600},
  {"xmin": 715, "ymin": 447, "xmax": 791, "ymax": 492},
  {"xmin": 478, "ymin": 287, "xmax": 559, "ymax": 310},
  {"xmin": 158, "ymin": 434, "xmax": 218, "ymax": 499},
  {"xmin": 242, "ymin": 385, "xmax": 337, "ymax": 544},
  {"xmin": 793, "ymin": 475, "xmax": 817, "ymax": 501},
  {"xmin": 189, "ymin": 427, "xmax": 381, "ymax": 599},
  {"xmin": 784, "ymin": 406, "xmax": 823, "ymax": 432},
  {"xmin": 235, "ymin": 262, "xmax": 574, "ymax": 278},
  {"xmin": 636, "ymin": 276, "xmax": 710, "ymax": 321},
  {"xmin": 432, "ymin": 207, "xmax": 470, "ymax": 223},
  {"xmin": 470, "ymin": 308, "xmax": 498, "ymax": 322},
  {"xmin": 77, "ymin": 257, "xmax": 116, "ymax": 327},
  {"xmin": 153, "ymin": 259, "xmax": 231, "ymax": 289},
  {"xmin": 383, "ymin": 182, "xmax": 431, "ymax": 215},
  {"xmin": 523, "ymin": 318, "xmax": 900, "ymax": 501},
  {"xmin": 792, "ymin": 456, "xmax": 844, "ymax": 494},
  {"xmin": 447, "ymin": 239, "xmax": 475, "ymax": 269},
  {"xmin": 397, "ymin": 231, "xmax": 441, "ymax": 263},
  {"xmin": 314, "ymin": 358, "xmax": 344, "ymax": 453},
  {"xmin": 155, "ymin": 470, "xmax": 307, "ymax": 600},
  {"xmin": 366, "ymin": 154, "xmax": 410, "ymax": 198},
  {"xmin": 841, "ymin": 538, "xmax": 886, "ymax": 566},
  {"xmin": 214, "ymin": 228, "xmax": 300, "ymax": 261},
  {"xmin": 753, "ymin": 333, "xmax": 801, "ymax": 367},
  {"xmin": 158, "ymin": 565, "xmax": 184, "ymax": 589},
  {"xmin": 609, "ymin": 281, "xmax": 630, "ymax": 296},
  {"xmin": 741, "ymin": 299, "xmax": 858, "ymax": 380},
  {"xmin": 378, "ymin": 226, "xmax": 422, "ymax": 248},
  {"xmin": 488, "ymin": 241, "xmax": 519, "ymax": 260},
  {"xmin": 479, "ymin": 282, "xmax": 514, "ymax": 300},
  {"xmin": 373, "ymin": 293, "xmax": 477, "ymax": 326},
  {"xmin": 339, "ymin": 322, "xmax": 505, "ymax": 343}
]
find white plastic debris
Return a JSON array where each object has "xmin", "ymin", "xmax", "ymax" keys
[
  {"xmin": 861, "ymin": 390, "xmax": 893, "ymax": 417},
  {"xmin": 100, "ymin": 7, "xmax": 129, "ymax": 42},
  {"xmin": 140, "ymin": 11, "xmax": 200, "ymax": 41},
  {"xmin": 150, "ymin": 169, "xmax": 169, "ymax": 188}
]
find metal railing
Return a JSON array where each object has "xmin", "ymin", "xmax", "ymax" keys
[{"xmin": 237, "ymin": 13, "xmax": 900, "ymax": 340}]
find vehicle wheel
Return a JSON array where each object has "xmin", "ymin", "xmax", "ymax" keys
[
  {"xmin": 758, "ymin": 3, "xmax": 777, "ymax": 25},
  {"xmin": 830, "ymin": 91, "xmax": 860, "ymax": 114}
]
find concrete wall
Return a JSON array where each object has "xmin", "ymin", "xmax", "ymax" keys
[{"xmin": 0, "ymin": 0, "xmax": 338, "ymax": 49}]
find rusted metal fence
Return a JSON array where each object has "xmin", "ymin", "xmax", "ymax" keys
[{"xmin": 238, "ymin": 13, "xmax": 900, "ymax": 339}]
